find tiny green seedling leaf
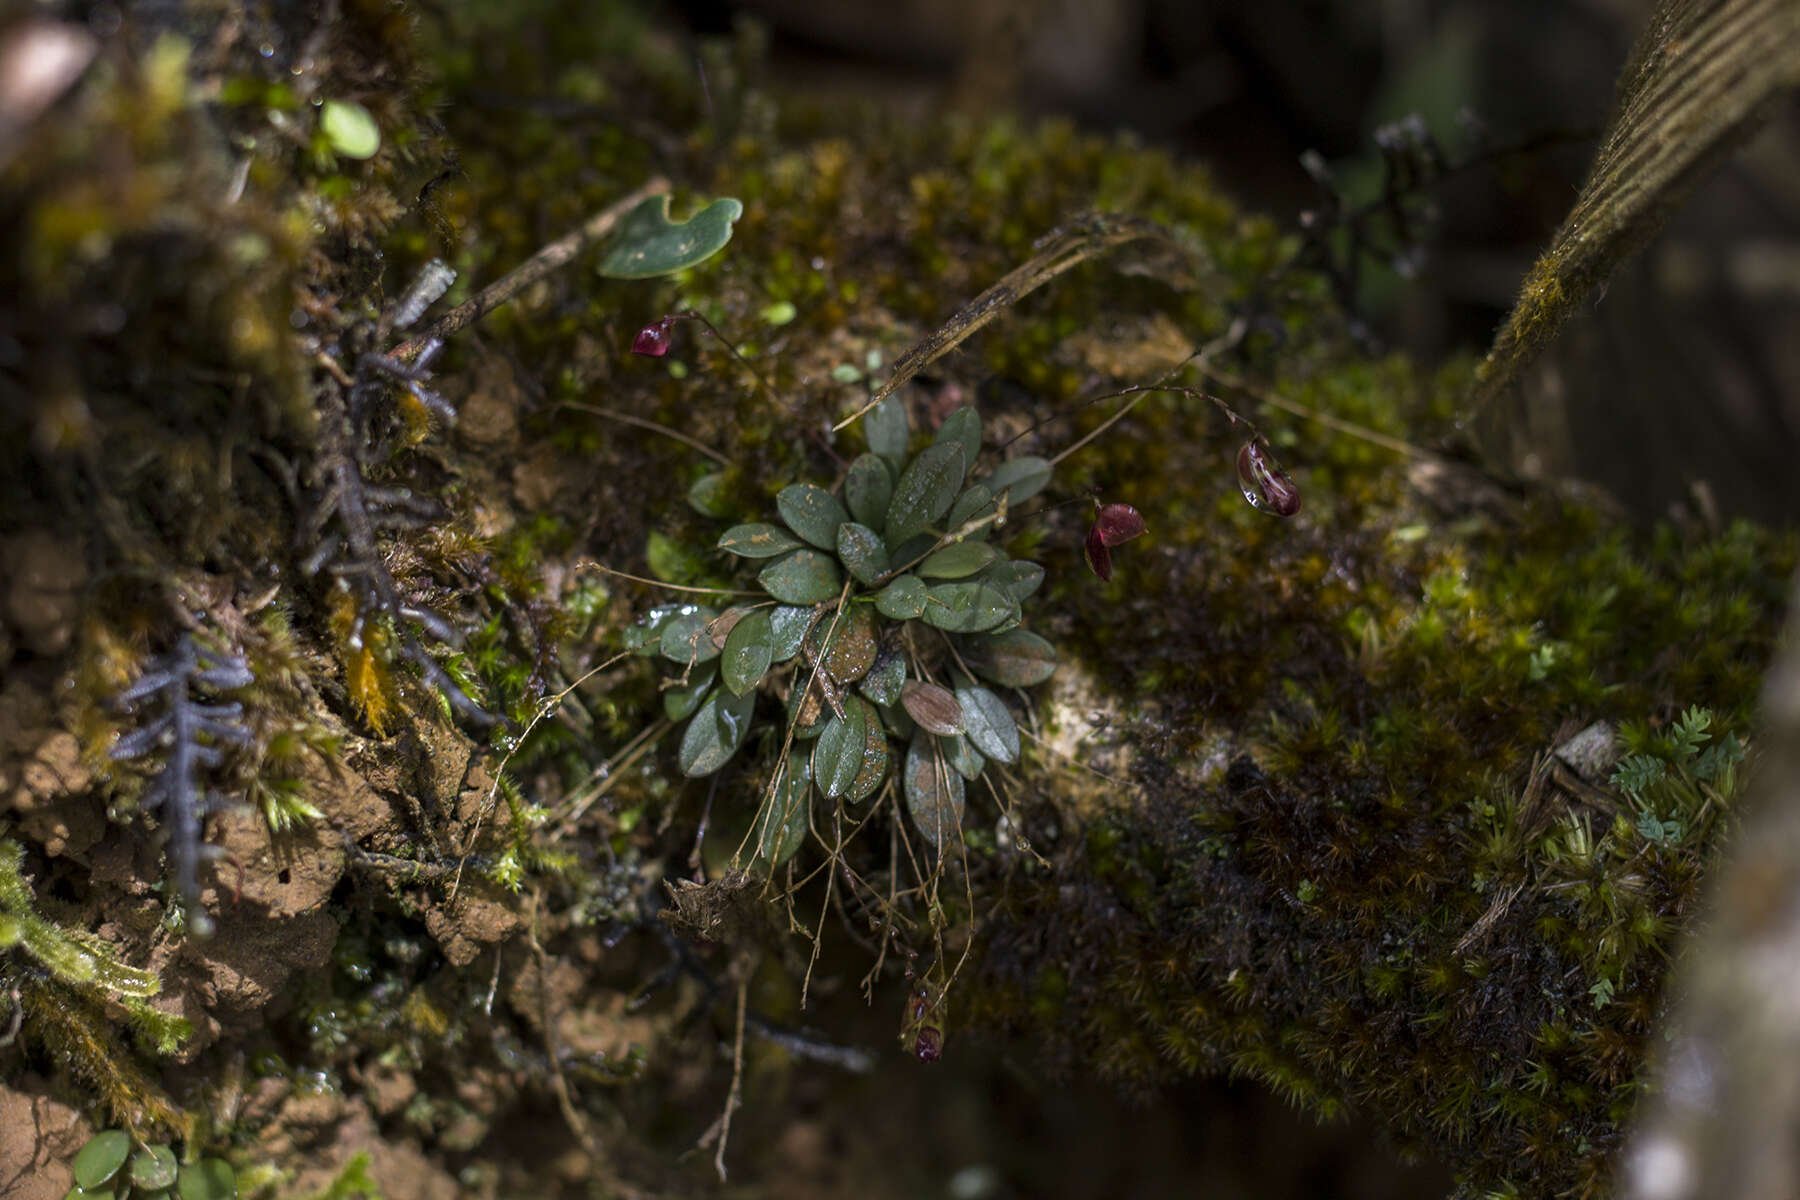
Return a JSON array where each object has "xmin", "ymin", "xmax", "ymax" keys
[
  {"xmin": 131, "ymin": 1145, "xmax": 179, "ymax": 1191},
  {"xmin": 938, "ymin": 731, "xmax": 986, "ymax": 780},
  {"xmin": 320, "ymin": 99, "xmax": 380, "ymax": 159},
  {"xmin": 859, "ymin": 652, "xmax": 906, "ymax": 707},
  {"xmin": 597, "ymin": 193, "xmax": 745, "ymax": 279},
  {"xmin": 177, "ymin": 1158, "xmax": 238, "ymax": 1200},
  {"xmin": 921, "ymin": 581, "xmax": 1014, "ymax": 632},
  {"xmin": 945, "ymin": 484, "xmax": 996, "ymax": 538},
  {"xmin": 980, "ymin": 560, "xmax": 1045, "ymax": 601},
  {"xmin": 659, "ymin": 607, "xmax": 722, "ymax": 664}
]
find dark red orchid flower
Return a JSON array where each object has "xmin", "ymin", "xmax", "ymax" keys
[
  {"xmin": 1084, "ymin": 501, "xmax": 1146, "ymax": 581},
  {"xmin": 630, "ymin": 316, "xmax": 677, "ymax": 357},
  {"xmin": 1236, "ymin": 440, "xmax": 1301, "ymax": 517}
]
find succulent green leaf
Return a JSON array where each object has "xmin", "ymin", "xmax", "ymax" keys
[
  {"xmin": 659, "ymin": 606, "xmax": 721, "ymax": 664},
  {"xmin": 177, "ymin": 1158, "xmax": 238, "ymax": 1200},
  {"xmin": 73, "ymin": 1131, "xmax": 131, "ymax": 1190},
  {"xmin": 678, "ymin": 685, "xmax": 757, "ymax": 776},
  {"xmin": 755, "ymin": 751, "xmax": 812, "ymax": 868},
  {"xmin": 938, "ymin": 732, "xmax": 986, "ymax": 781},
  {"xmin": 884, "ymin": 442, "xmax": 966, "ymax": 546},
  {"xmin": 980, "ymin": 559, "xmax": 1045, "ymax": 601},
  {"xmin": 921, "ymin": 581, "xmax": 1015, "ymax": 632},
  {"xmin": 597, "ymin": 193, "xmax": 744, "ymax": 279},
  {"xmin": 758, "ymin": 550, "xmax": 842, "ymax": 605},
  {"xmin": 777, "ymin": 483, "xmax": 851, "ymax": 549},
  {"xmin": 945, "ymin": 484, "xmax": 996, "ymax": 537},
  {"xmin": 686, "ymin": 472, "xmax": 731, "ymax": 517},
  {"xmin": 663, "ymin": 666, "xmax": 718, "ymax": 721},
  {"xmin": 718, "ymin": 523, "xmax": 802, "ymax": 558},
  {"xmin": 624, "ymin": 605, "xmax": 682, "ymax": 656},
  {"xmin": 320, "ymin": 99, "xmax": 380, "ymax": 159},
  {"xmin": 933, "ymin": 406, "xmax": 982, "ymax": 467},
  {"xmin": 956, "ymin": 685, "xmax": 1019, "ymax": 763},
  {"xmin": 845, "ymin": 454, "xmax": 895, "ymax": 528},
  {"xmin": 875, "ymin": 574, "xmax": 928, "ymax": 619},
  {"xmin": 918, "ymin": 542, "xmax": 1001, "ymax": 579},
  {"xmin": 721, "ymin": 609, "xmax": 774, "ymax": 696},
  {"xmin": 864, "ymin": 395, "xmax": 909, "ymax": 465},
  {"xmin": 961, "ymin": 629, "xmax": 1059, "ymax": 687},
  {"xmin": 813, "ymin": 696, "xmax": 870, "ymax": 799},
  {"xmin": 904, "ymin": 735, "xmax": 965, "ymax": 848},
  {"xmin": 768, "ymin": 605, "xmax": 815, "ymax": 661},
  {"xmin": 980, "ymin": 456, "xmax": 1052, "ymax": 503},
  {"xmin": 131, "ymin": 1145, "xmax": 179, "ymax": 1191},
  {"xmin": 837, "ymin": 522, "xmax": 891, "ymax": 585},
  {"xmin": 847, "ymin": 716, "xmax": 891, "ymax": 803},
  {"xmin": 859, "ymin": 652, "xmax": 906, "ymax": 707}
]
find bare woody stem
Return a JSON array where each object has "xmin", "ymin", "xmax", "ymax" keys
[{"xmin": 390, "ymin": 176, "xmax": 672, "ymax": 360}]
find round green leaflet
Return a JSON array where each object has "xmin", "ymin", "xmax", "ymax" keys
[
  {"xmin": 717, "ymin": 523, "xmax": 803, "ymax": 559},
  {"xmin": 758, "ymin": 549, "xmax": 842, "ymax": 605},
  {"xmin": 663, "ymin": 664, "xmax": 717, "ymax": 720},
  {"xmin": 845, "ymin": 454, "xmax": 895, "ymax": 528},
  {"xmin": 956, "ymin": 685, "xmax": 1020, "ymax": 763},
  {"xmin": 720, "ymin": 608, "xmax": 774, "ymax": 696},
  {"xmin": 320, "ymin": 99, "xmax": 380, "ymax": 159},
  {"xmin": 687, "ymin": 472, "xmax": 731, "ymax": 518},
  {"xmin": 678, "ymin": 685, "xmax": 757, "ymax": 776},
  {"xmin": 875, "ymin": 574, "xmax": 927, "ymax": 619},
  {"xmin": 958, "ymin": 628, "xmax": 1059, "ymax": 687},
  {"xmin": 776, "ymin": 483, "xmax": 850, "ymax": 550},
  {"xmin": 921, "ymin": 581, "xmax": 1014, "ymax": 632},
  {"xmin": 658, "ymin": 606, "xmax": 720, "ymax": 665},
  {"xmin": 597, "ymin": 193, "xmax": 744, "ymax": 279},
  {"xmin": 836, "ymin": 522, "xmax": 891, "ymax": 586},
  {"xmin": 131, "ymin": 1145, "xmax": 179, "ymax": 1191},
  {"xmin": 885, "ymin": 442, "xmax": 966, "ymax": 546},
  {"xmin": 812, "ymin": 696, "xmax": 870, "ymax": 799},
  {"xmin": 768, "ymin": 604, "xmax": 816, "ymax": 661},
  {"xmin": 72, "ymin": 1131, "xmax": 131, "ymax": 1190},
  {"xmin": 938, "ymin": 732, "xmax": 986, "ymax": 781},
  {"xmin": 904, "ymin": 734, "xmax": 965, "ymax": 849},
  {"xmin": 944, "ymin": 484, "xmax": 996, "ymax": 538},
  {"xmin": 980, "ymin": 559, "xmax": 1045, "ymax": 602},
  {"xmin": 177, "ymin": 1159, "xmax": 238, "ymax": 1200},
  {"xmin": 979, "ymin": 455, "xmax": 1052, "ymax": 504},
  {"xmin": 917, "ymin": 542, "xmax": 1001, "ymax": 579},
  {"xmin": 858, "ymin": 651, "xmax": 906, "ymax": 707}
]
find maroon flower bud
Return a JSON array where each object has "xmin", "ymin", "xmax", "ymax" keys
[
  {"xmin": 1084, "ymin": 501, "xmax": 1144, "ymax": 581},
  {"xmin": 1236, "ymin": 440, "xmax": 1301, "ymax": 517},
  {"xmin": 1094, "ymin": 502, "xmax": 1145, "ymax": 546},
  {"xmin": 1084, "ymin": 525, "xmax": 1113, "ymax": 581},
  {"xmin": 631, "ymin": 317, "xmax": 676, "ymax": 357},
  {"xmin": 914, "ymin": 1025, "xmax": 943, "ymax": 1063}
]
